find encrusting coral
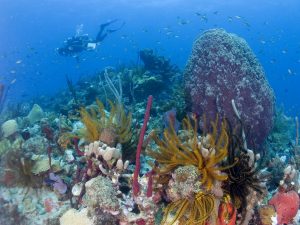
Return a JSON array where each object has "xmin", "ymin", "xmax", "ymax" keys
[{"xmin": 80, "ymin": 99, "xmax": 132, "ymax": 146}]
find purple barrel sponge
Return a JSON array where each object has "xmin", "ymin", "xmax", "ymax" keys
[{"xmin": 184, "ymin": 29, "xmax": 275, "ymax": 149}]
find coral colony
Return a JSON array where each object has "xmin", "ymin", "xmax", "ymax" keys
[{"xmin": 0, "ymin": 29, "xmax": 300, "ymax": 225}]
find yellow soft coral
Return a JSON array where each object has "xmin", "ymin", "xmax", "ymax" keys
[
  {"xmin": 149, "ymin": 115, "xmax": 230, "ymax": 191},
  {"xmin": 80, "ymin": 99, "xmax": 132, "ymax": 146},
  {"xmin": 162, "ymin": 191, "xmax": 215, "ymax": 225}
]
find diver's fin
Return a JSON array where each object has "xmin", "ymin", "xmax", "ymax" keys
[
  {"xmin": 107, "ymin": 21, "xmax": 125, "ymax": 33},
  {"xmin": 99, "ymin": 19, "xmax": 119, "ymax": 29}
]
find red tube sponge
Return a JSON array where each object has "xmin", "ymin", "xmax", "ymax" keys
[{"xmin": 133, "ymin": 95, "xmax": 153, "ymax": 197}]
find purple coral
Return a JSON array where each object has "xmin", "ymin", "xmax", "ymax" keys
[{"xmin": 184, "ymin": 29, "xmax": 275, "ymax": 149}]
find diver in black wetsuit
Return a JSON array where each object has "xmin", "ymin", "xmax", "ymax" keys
[{"xmin": 57, "ymin": 19, "xmax": 125, "ymax": 57}]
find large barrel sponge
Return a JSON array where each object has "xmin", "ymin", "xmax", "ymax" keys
[{"xmin": 184, "ymin": 29, "xmax": 275, "ymax": 149}]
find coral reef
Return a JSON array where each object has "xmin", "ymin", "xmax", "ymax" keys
[
  {"xmin": 133, "ymin": 70, "xmax": 164, "ymax": 99},
  {"xmin": 123, "ymin": 55, "xmax": 180, "ymax": 102},
  {"xmin": 139, "ymin": 49, "xmax": 178, "ymax": 77},
  {"xmin": 1, "ymin": 38, "xmax": 299, "ymax": 225},
  {"xmin": 184, "ymin": 28, "xmax": 275, "ymax": 150},
  {"xmin": 267, "ymin": 109, "xmax": 295, "ymax": 150}
]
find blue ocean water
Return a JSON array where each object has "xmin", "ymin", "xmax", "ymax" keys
[{"xmin": 1, "ymin": 0, "xmax": 299, "ymax": 116}]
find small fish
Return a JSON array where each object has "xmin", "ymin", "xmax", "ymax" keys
[
  {"xmin": 200, "ymin": 15, "xmax": 208, "ymax": 22},
  {"xmin": 235, "ymin": 15, "xmax": 242, "ymax": 19},
  {"xmin": 243, "ymin": 21, "xmax": 251, "ymax": 28},
  {"xmin": 260, "ymin": 40, "xmax": 266, "ymax": 44},
  {"xmin": 195, "ymin": 12, "xmax": 208, "ymax": 22},
  {"xmin": 287, "ymin": 69, "xmax": 296, "ymax": 75},
  {"xmin": 10, "ymin": 70, "xmax": 16, "ymax": 74},
  {"xmin": 177, "ymin": 19, "xmax": 190, "ymax": 25},
  {"xmin": 16, "ymin": 60, "xmax": 22, "ymax": 64},
  {"xmin": 281, "ymin": 49, "xmax": 287, "ymax": 54},
  {"xmin": 10, "ymin": 79, "xmax": 16, "ymax": 84},
  {"xmin": 213, "ymin": 11, "xmax": 219, "ymax": 15}
]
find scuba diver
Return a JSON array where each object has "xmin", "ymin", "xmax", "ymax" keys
[{"xmin": 57, "ymin": 19, "xmax": 125, "ymax": 58}]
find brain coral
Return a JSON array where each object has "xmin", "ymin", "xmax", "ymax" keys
[{"xmin": 184, "ymin": 29, "xmax": 275, "ymax": 149}]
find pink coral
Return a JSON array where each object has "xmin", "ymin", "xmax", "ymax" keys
[{"xmin": 269, "ymin": 190, "xmax": 300, "ymax": 224}]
